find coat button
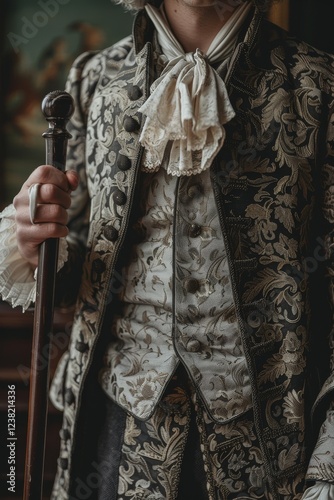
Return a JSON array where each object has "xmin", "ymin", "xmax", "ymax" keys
[
  {"xmin": 183, "ymin": 277, "xmax": 200, "ymax": 294},
  {"xmin": 189, "ymin": 224, "xmax": 202, "ymax": 238},
  {"xmin": 92, "ymin": 258, "xmax": 106, "ymax": 274},
  {"xmin": 113, "ymin": 189, "xmax": 127, "ymax": 206},
  {"xmin": 128, "ymin": 85, "xmax": 143, "ymax": 101},
  {"xmin": 58, "ymin": 457, "xmax": 68, "ymax": 470},
  {"xmin": 104, "ymin": 225, "xmax": 119, "ymax": 242},
  {"xmin": 59, "ymin": 429, "xmax": 71, "ymax": 441},
  {"xmin": 75, "ymin": 340, "xmax": 89, "ymax": 353},
  {"xmin": 64, "ymin": 389, "xmax": 75, "ymax": 405},
  {"xmin": 117, "ymin": 154, "xmax": 131, "ymax": 171},
  {"xmin": 187, "ymin": 184, "xmax": 203, "ymax": 199},
  {"xmin": 123, "ymin": 116, "xmax": 140, "ymax": 132},
  {"xmin": 186, "ymin": 338, "xmax": 201, "ymax": 352}
]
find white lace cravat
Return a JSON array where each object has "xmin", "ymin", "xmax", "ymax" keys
[{"xmin": 139, "ymin": 1, "xmax": 252, "ymax": 176}]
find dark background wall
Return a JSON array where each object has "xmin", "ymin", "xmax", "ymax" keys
[{"xmin": 289, "ymin": 0, "xmax": 334, "ymax": 53}]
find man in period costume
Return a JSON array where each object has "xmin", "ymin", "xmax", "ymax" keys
[{"xmin": 1, "ymin": 0, "xmax": 334, "ymax": 498}]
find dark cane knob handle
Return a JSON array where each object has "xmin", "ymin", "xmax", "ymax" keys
[
  {"xmin": 41, "ymin": 90, "xmax": 74, "ymax": 170},
  {"xmin": 41, "ymin": 90, "xmax": 74, "ymax": 122}
]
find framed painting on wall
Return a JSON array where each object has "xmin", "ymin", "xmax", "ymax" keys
[{"xmin": 0, "ymin": 0, "xmax": 133, "ymax": 208}]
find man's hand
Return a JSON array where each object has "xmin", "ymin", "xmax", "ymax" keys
[{"xmin": 13, "ymin": 165, "xmax": 79, "ymax": 268}]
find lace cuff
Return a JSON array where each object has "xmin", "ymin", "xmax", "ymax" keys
[
  {"xmin": 302, "ymin": 482, "xmax": 334, "ymax": 499},
  {"xmin": 0, "ymin": 204, "xmax": 68, "ymax": 312}
]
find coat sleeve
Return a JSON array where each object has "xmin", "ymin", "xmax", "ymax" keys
[
  {"xmin": 0, "ymin": 51, "xmax": 98, "ymax": 311},
  {"xmin": 305, "ymin": 98, "xmax": 334, "ymax": 484}
]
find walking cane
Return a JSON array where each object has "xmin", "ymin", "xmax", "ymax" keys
[{"xmin": 23, "ymin": 90, "xmax": 74, "ymax": 500}]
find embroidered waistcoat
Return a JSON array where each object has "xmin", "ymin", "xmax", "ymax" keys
[{"xmin": 99, "ymin": 167, "xmax": 252, "ymax": 421}]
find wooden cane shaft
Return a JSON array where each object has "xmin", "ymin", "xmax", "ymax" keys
[
  {"xmin": 23, "ymin": 239, "xmax": 59, "ymax": 499},
  {"xmin": 23, "ymin": 91, "xmax": 74, "ymax": 500}
]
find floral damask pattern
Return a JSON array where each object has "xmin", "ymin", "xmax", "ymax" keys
[
  {"xmin": 99, "ymin": 166, "xmax": 251, "ymax": 422},
  {"xmin": 46, "ymin": 8, "xmax": 334, "ymax": 499},
  {"xmin": 113, "ymin": 372, "xmax": 304, "ymax": 499}
]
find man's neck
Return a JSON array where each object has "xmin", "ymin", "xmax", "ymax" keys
[{"xmin": 163, "ymin": 0, "xmax": 240, "ymax": 53}]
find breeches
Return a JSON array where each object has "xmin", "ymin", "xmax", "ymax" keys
[{"xmin": 94, "ymin": 366, "xmax": 271, "ymax": 500}]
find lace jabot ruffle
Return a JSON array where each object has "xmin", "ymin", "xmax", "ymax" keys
[
  {"xmin": 139, "ymin": 48, "xmax": 235, "ymax": 176},
  {"xmin": 0, "ymin": 204, "xmax": 68, "ymax": 311},
  {"xmin": 139, "ymin": 2, "xmax": 252, "ymax": 177}
]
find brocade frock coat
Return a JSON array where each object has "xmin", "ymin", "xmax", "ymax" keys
[{"xmin": 48, "ymin": 7, "xmax": 334, "ymax": 499}]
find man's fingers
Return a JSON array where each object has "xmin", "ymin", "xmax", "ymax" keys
[
  {"xmin": 17, "ymin": 221, "xmax": 69, "ymax": 241},
  {"xmin": 32, "ymin": 183, "xmax": 72, "ymax": 209},
  {"xmin": 26, "ymin": 165, "xmax": 72, "ymax": 193},
  {"xmin": 65, "ymin": 170, "xmax": 79, "ymax": 191},
  {"xmin": 12, "ymin": 165, "xmax": 77, "ymax": 267}
]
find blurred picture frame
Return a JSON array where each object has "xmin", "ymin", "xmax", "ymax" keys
[{"xmin": 0, "ymin": 0, "xmax": 133, "ymax": 208}]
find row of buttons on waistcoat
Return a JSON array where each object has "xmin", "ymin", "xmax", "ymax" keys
[
  {"xmin": 183, "ymin": 182, "xmax": 205, "ymax": 298},
  {"xmin": 103, "ymin": 85, "xmax": 143, "ymax": 244},
  {"xmin": 178, "ymin": 176, "xmax": 227, "ymax": 355}
]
